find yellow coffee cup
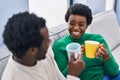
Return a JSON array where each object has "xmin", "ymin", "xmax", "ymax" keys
[{"xmin": 85, "ymin": 40, "xmax": 100, "ymax": 58}]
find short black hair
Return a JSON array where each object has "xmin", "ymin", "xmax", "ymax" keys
[
  {"xmin": 65, "ymin": 3, "xmax": 93, "ymax": 26},
  {"xmin": 3, "ymin": 11, "xmax": 46, "ymax": 58}
]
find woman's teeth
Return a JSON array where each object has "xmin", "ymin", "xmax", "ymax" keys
[{"xmin": 73, "ymin": 32, "xmax": 80, "ymax": 35}]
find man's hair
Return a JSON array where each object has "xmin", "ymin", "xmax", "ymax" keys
[
  {"xmin": 65, "ymin": 3, "xmax": 93, "ymax": 26},
  {"xmin": 3, "ymin": 12, "xmax": 46, "ymax": 58}
]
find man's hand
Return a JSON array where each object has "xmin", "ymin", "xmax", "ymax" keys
[{"xmin": 68, "ymin": 47, "xmax": 85, "ymax": 77}]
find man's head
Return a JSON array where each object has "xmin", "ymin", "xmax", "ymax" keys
[{"xmin": 3, "ymin": 12, "xmax": 50, "ymax": 60}]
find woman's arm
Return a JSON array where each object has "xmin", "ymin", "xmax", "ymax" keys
[{"xmin": 99, "ymin": 36, "xmax": 119, "ymax": 76}]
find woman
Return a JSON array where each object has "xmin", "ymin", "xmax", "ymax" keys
[{"xmin": 52, "ymin": 3, "xmax": 119, "ymax": 80}]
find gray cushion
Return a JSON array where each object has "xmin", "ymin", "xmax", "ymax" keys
[
  {"xmin": 49, "ymin": 23, "xmax": 69, "ymax": 46},
  {"xmin": 89, "ymin": 10, "xmax": 120, "ymax": 51}
]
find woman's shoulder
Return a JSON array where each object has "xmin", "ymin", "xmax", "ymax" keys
[
  {"xmin": 84, "ymin": 33, "xmax": 104, "ymax": 41},
  {"xmin": 84, "ymin": 33, "xmax": 103, "ymax": 38}
]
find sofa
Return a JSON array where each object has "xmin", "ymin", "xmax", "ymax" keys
[{"xmin": 0, "ymin": 10, "xmax": 120, "ymax": 79}]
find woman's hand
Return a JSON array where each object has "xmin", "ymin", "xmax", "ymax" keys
[
  {"xmin": 96, "ymin": 43, "xmax": 110, "ymax": 62},
  {"xmin": 81, "ymin": 45, "xmax": 85, "ymax": 55}
]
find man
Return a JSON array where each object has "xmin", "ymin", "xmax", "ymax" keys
[{"xmin": 1, "ymin": 12, "xmax": 85, "ymax": 80}]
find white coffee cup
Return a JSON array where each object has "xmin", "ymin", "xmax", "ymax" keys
[{"xmin": 66, "ymin": 42, "xmax": 81, "ymax": 60}]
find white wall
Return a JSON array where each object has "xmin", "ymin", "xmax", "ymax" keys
[
  {"xmin": 0, "ymin": 0, "xmax": 29, "ymax": 46},
  {"xmin": 29, "ymin": 0, "xmax": 67, "ymax": 28}
]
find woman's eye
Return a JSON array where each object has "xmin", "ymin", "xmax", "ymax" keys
[
  {"xmin": 69, "ymin": 23, "xmax": 75, "ymax": 26},
  {"xmin": 78, "ymin": 24, "xmax": 84, "ymax": 27}
]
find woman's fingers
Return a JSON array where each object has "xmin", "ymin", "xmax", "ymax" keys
[{"xmin": 81, "ymin": 45, "xmax": 85, "ymax": 55}]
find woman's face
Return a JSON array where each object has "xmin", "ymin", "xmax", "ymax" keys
[{"xmin": 68, "ymin": 14, "xmax": 87, "ymax": 38}]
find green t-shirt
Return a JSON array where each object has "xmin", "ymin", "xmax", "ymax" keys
[{"xmin": 52, "ymin": 33, "xmax": 119, "ymax": 80}]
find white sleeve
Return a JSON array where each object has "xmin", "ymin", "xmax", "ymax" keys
[
  {"xmin": 47, "ymin": 47, "xmax": 80, "ymax": 80},
  {"xmin": 67, "ymin": 75, "xmax": 80, "ymax": 80}
]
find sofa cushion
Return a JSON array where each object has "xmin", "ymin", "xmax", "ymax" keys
[
  {"xmin": 49, "ymin": 23, "xmax": 69, "ymax": 46},
  {"xmin": 112, "ymin": 45, "xmax": 120, "ymax": 67},
  {"xmin": 89, "ymin": 10, "xmax": 120, "ymax": 51}
]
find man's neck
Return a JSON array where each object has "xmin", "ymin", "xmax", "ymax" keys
[{"xmin": 13, "ymin": 56, "xmax": 37, "ymax": 66}]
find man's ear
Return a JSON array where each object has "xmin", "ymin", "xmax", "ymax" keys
[{"xmin": 28, "ymin": 47, "xmax": 39, "ymax": 57}]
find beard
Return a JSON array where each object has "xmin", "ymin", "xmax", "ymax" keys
[{"xmin": 36, "ymin": 49, "xmax": 47, "ymax": 60}]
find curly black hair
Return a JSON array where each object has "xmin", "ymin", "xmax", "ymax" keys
[
  {"xmin": 3, "ymin": 12, "xmax": 46, "ymax": 58},
  {"xmin": 65, "ymin": 3, "xmax": 93, "ymax": 26}
]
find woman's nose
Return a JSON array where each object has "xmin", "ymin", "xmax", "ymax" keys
[{"xmin": 73, "ymin": 24, "xmax": 80, "ymax": 30}]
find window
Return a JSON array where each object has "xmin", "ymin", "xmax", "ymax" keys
[
  {"xmin": 73, "ymin": 0, "xmax": 106, "ymax": 15},
  {"xmin": 106, "ymin": 0, "xmax": 115, "ymax": 10},
  {"xmin": 72, "ymin": 0, "xmax": 115, "ymax": 15}
]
